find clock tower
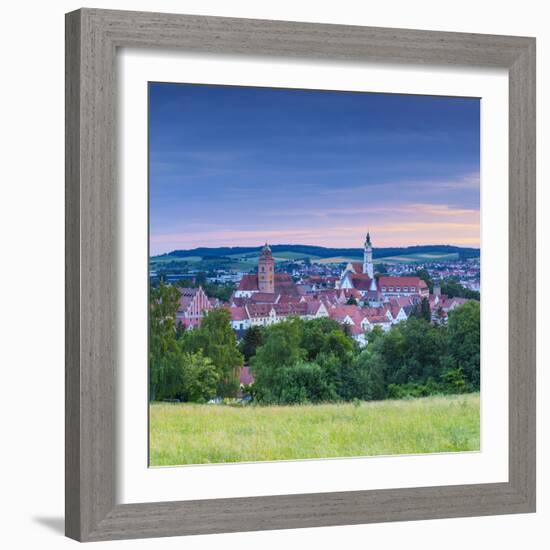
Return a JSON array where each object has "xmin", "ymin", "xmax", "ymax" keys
[{"xmin": 258, "ymin": 243, "xmax": 275, "ymax": 293}]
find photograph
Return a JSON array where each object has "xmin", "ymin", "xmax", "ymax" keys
[
  {"xmin": 148, "ymin": 82, "xmax": 481, "ymax": 467},
  {"xmin": 1, "ymin": 0, "xmax": 540, "ymax": 545}
]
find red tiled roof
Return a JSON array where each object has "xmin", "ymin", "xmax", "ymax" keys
[
  {"xmin": 339, "ymin": 288, "xmax": 362, "ymax": 299},
  {"xmin": 378, "ymin": 276, "xmax": 427, "ymax": 289},
  {"xmin": 273, "ymin": 302, "xmax": 308, "ymax": 316},
  {"xmin": 394, "ymin": 296, "xmax": 415, "ymax": 306},
  {"xmin": 367, "ymin": 315, "xmax": 390, "ymax": 324},
  {"xmin": 230, "ymin": 306, "xmax": 249, "ymax": 321},
  {"xmin": 313, "ymin": 289, "xmax": 339, "ymax": 300},
  {"xmin": 329, "ymin": 304, "xmax": 367, "ymax": 326},
  {"xmin": 440, "ymin": 297, "xmax": 468, "ymax": 309},
  {"xmin": 389, "ymin": 305, "xmax": 402, "ymax": 319},
  {"xmin": 363, "ymin": 306, "xmax": 387, "ymax": 317},
  {"xmin": 237, "ymin": 274, "xmax": 259, "ymax": 291},
  {"xmin": 237, "ymin": 273, "xmax": 300, "ymax": 295},
  {"xmin": 351, "ymin": 262, "xmax": 363, "ymax": 274},
  {"xmin": 351, "ymin": 274, "xmax": 374, "ymax": 290},
  {"xmin": 306, "ymin": 300, "xmax": 325, "ymax": 315},
  {"xmin": 178, "ymin": 287, "xmax": 200, "ymax": 296},
  {"xmin": 250, "ymin": 292, "xmax": 278, "ymax": 303},
  {"xmin": 178, "ymin": 287, "xmax": 199, "ymax": 308},
  {"xmin": 177, "ymin": 287, "xmax": 211, "ymax": 312},
  {"xmin": 246, "ymin": 304, "xmax": 274, "ymax": 317},
  {"xmin": 274, "ymin": 275, "xmax": 300, "ymax": 296},
  {"xmin": 348, "ymin": 323, "xmax": 365, "ymax": 336},
  {"xmin": 240, "ymin": 366, "xmax": 254, "ymax": 385},
  {"xmin": 313, "ymin": 288, "xmax": 362, "ymax": 306},
  {"xmin": 276, "ymin": 293, "xmax": 303, "ymax": 304}
]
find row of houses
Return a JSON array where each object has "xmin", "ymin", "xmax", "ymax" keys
[
  {"xmin": 174, "ymin": 283, "xmax": 470, "ymax": 349},
  {"xmin": 229, "ymin": 292, "xmax": 418, "ymax": 346}
]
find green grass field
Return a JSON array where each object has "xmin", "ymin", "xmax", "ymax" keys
[
  {"xmin": 380, "ymin": 252, "xmax": 460, "ymax": 263},
  {"xmin": 149, "ymin": 393, "xmax": 480, "ymax": 466},
  {"xmin": 317, "ymin": 256, "xmax": 362, "ymax": 264}
]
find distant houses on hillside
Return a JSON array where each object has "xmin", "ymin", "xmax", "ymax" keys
[{"xmin": 174, "ymin": 234, "xmax": 475, "ymax": 350}]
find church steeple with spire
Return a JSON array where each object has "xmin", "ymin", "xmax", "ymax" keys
[{"xmin": 363, "ymin": 231, "xmax": 374, "ymax": 280}]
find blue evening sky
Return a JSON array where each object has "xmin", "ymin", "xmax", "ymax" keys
[{"xmin": 149, "ymin": 82, "xmax": 480, "ymax": 255}]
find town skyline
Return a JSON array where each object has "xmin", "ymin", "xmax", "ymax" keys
[{"xmin": 149, "ymin": 83, "xmax": 480, "ymax": 256}]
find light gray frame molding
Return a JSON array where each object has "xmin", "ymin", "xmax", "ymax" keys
[{"xmin": 65, "ymin": 8, "xmax": 536, "ymax": 542}]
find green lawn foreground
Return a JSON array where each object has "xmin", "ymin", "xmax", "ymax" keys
[{"xmin": 149, "ymin": 393, "xmax": 480, "ymax": 466}]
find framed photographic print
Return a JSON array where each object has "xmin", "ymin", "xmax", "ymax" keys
[{"xmin": 65, "ymin": 8, "xmax": 536, "ymax": 542}]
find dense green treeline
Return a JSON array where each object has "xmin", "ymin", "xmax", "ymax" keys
[{"xmin": 249, "ymin": 302, "xmax": 479, "ymax": 404}]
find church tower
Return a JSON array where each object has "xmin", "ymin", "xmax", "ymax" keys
[
  {"xmin": 363, "ymin": 232, "xmax": 374, "ymax": 279},
  {"xmin": 258, "ymin": 242, "xmax": 275, "ymax": 293}
]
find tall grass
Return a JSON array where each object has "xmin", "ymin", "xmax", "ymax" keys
[{"xmin": 149, "ymin": 393, "xmax": 479, "ymax": 466}]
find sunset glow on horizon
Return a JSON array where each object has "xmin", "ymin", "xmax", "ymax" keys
[{"xmin": 149, "ymin": 84, "xmax": 480, "ymax": 255}]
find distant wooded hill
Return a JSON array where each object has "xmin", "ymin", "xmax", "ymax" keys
[{"xmin": 152, "ymin": 244, "xmax": 479, "ymax": 262}]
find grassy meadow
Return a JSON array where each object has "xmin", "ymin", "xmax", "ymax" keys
[{"xmin": 149, "ymin": 393, "xmax": 480, "ymax": 466}]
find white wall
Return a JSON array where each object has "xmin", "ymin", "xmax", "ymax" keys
[{"xmin": 0, "ymin": 0, "xmax": 547, "ymax": 548}]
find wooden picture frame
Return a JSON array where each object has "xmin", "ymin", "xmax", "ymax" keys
[{"xmin": 65, "ymin": 8, "xmax": 536, "ymax": 542}]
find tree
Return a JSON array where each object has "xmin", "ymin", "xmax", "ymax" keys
[
  {"xmin": 175, "ymin": 277, "xmax": 196, "ymax": 289},
  {"xmin": 370, "ymin": 317, "xmax": 446, "ymax": 386},
  {"xmin": 365, "ymin": 352, "xmax": 389, "ymax": 400},
  {"xmin": 321, "ymin": 329, "xmax": 355, "ymax": 363},
  {"xmin": 415, "ymin": 268, "xmax": 434, "ymax": 293},
  {"xmin": 195, "ymin": 272, "xmax": 208, "ymax": 287},
  {"xmin": 355, "ymin": 350, "xmax": 388, "ymax": 400},
  {"xmin": 346, "ymin": 295, "xmax": 358, "ymax": 305},
  {"xmin": 440, "ymin": 278, "xmax": 480, "ymax": 301},
  {"xmin": 412, "ymin": 297, "xmax": 431, "ymax": 322},
  {"xmin": 250, "ymin": 318, "xmax": 306, "ymax": 403},
  {"xmin": 393, "ymin": 317, "xmax": 446, "ymax": 383},
  {"xmin": 182, "ymin": 309, "xmax": 243, "ymax": 397},
  {"xmin": 149, "ymin": 281, "xmax": 181, "ymax": 400},
  {"xmin": 442, "ymin": 366, "xmax": 469, "ymax": 394},
  {"xmin": 203, "ymin": 282, "xmax": 236, "ymax": 302},
  {"xmin": 239, "ymin": 325, "xmax": 264, "ymax": 362},
  {"xmin": 252, "ymin": 318, "xmax": 304, "ymax": 371},
  {"xmin": 366, "ymin": 325, "xmax": 385, "ymax": 346},
  {"xmin": 277, "ymin": 361, "xmax": 337, "ymax": 404},
  {"xmin": 176, "ymin": 350, "xmax": 219, "ymax": 403},
  {"xmin": 420, "ymin": 297, "xmax": 432, "ymax": 322},
  {"xmin": 300, "ymin": 317, "xmax": 343, "ymax": 360},
  {"xmin": 447, "ymin": 301, "xmax": 480, "ymax": 387}
]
